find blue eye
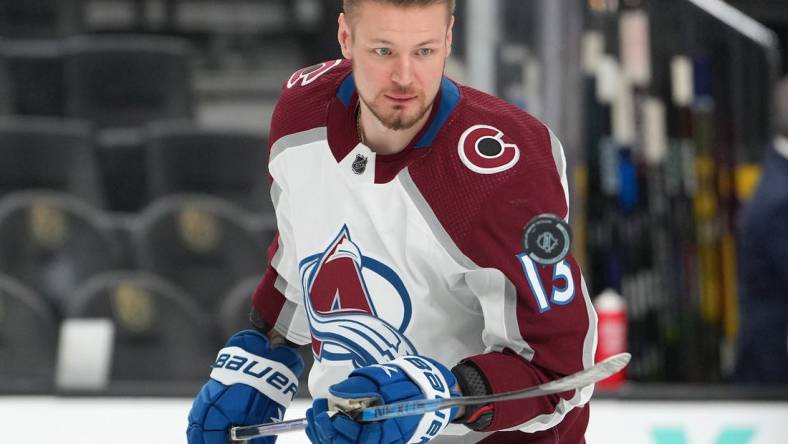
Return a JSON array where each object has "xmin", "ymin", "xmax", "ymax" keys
[
  {"xmin": 417, "ymin": 48, "xmax": 434, "ymax": 56},
  {"xmin": 374, "ymin": 48, "xmax": 392, "ymax": 56}
]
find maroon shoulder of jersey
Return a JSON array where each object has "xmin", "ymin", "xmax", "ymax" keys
[
  {"xmin": 408, "ymin": 85, "xmax": 570, "ymax": 265},
  {"xmin": 267, "ymin": 59, "xmax": 352, "ymax": 151},
  {"xmin": 408, "ymin": 85, "xmax": 592, "ymax": 433}
]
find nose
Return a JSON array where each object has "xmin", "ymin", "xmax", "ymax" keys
[{"xmin": 391, "ymin": 55, "xmax": 414, "ymax": 87}]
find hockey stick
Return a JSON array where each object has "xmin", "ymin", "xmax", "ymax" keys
[{"xmin": 229, "ymin": 352, "xmax": 631, "ymax": 441}]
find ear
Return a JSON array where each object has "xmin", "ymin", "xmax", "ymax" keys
[
  {"xmin": 446, "ymin": 15, "xmax": 455, "ymax": 58},
  {"xmin": 338, "ymin": 13, "xmax": 353, "ymax": 59}
]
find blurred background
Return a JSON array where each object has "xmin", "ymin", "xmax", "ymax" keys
[{"xmin": 0, "ymin": 0, "xmax": 787, "ymax": 442}]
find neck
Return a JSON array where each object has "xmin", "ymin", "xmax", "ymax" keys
[{"xmin": 358, "ymin": 102, "xmax": 433, "ymax": 155}]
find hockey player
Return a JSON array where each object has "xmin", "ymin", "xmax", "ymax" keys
[{"xmin": 187, "ymin": 0, "xmax": 598, "ymax": 442}]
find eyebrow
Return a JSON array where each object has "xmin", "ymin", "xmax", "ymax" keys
[{"xmin": 370, "ymin": 38, "xmax": 442, "ymax": 46}]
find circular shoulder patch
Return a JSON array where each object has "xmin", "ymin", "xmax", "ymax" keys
[{"xmin": 522, "ymin": 214, "xmax": 572, "ymax": 265}]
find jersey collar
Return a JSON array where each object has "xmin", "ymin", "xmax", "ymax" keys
[{"xmin": 335, "ymin": 73, "xmax": 460, "ymax": 149}]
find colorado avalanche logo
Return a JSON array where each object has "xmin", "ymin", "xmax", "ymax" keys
[
  {"xmin": 458, "ymin": 124, "xmax": 520, "ymax": 174},
  {"xmin": 286, "ymin": 60, "xmax": 342, "ymax": 88},
  {"xmin": 299, "ymin": 225, "xmax": 416, "ymax": 368}
]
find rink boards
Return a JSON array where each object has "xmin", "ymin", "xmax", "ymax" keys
[{"xmin": 1, "ymin": 397, "xmax": 786, "ymax": 443}]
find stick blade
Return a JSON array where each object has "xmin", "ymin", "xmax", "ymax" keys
[{"xmin": 538, "ymin": 353, "xmax": 631, "ymax": 394}]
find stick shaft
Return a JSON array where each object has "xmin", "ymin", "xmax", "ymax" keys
[
  {"xmin": 358, "ymin": 353, "xmax": 630, "ymax": 421},
  {"xmin": 231, "ymin": 418, "xmax": 308, "ymax": 440},
  {"xmin": 230, "ymin": 353, "xmax": 630, "ymax": 441}
]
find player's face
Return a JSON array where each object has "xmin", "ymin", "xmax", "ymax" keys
[{"xmin": 338, "ymin": 2, "xmax": 453, "ymax": 131}]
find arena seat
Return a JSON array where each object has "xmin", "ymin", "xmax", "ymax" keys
[
  {"xmin": 0, "ymin": 53, "xmax": 10, "ymax": 115},
  {"xmin": 0, "ymin": 0, "xmax": 82, "ymax": 38},
  {"xmin": 144, "ymin": 121, "xmax": 271, "ymax": 213},
  {"xmin": 0, "ymin": 117, "xmax": 102, "ymax": 206},
  {"xmin": 0, "ymin": 39, "xmax": 66, "ymax": 116},
  {"xmin": 63, "ymin": 35, "xmax": 195, "ymax": 129},
  {"xmin": 216, "ymin": 276, "xmax": 259, "ymax": 339},
  {"xmin": 62, "ymin": 35, "xmax": 196, "ymax": 212},
  {"xmin": 133, "ymin": 194, "xmax": 267, "ymax": 310},
  {"xmin": 0, "ymin": 274, "xmax": 58, "ymax": 393},
  {"xmin": 214, "ymin": 216, "xmax": 277, "ymax": 336},
  {"xmin": 65, "ymin": 271, "xmax": 215, "ymax": 382},
  {"xmin": 249, "ymin": 212, "xmax": 278, "ymax": 255},
  {"xmin": 0, "ymin": 191, "xmax": 124, "ymax": 313}
]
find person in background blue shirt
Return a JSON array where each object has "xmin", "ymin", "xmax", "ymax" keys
[{"xmin": 735, "ymin": 76, "xmax": 788, "ymax": 385}]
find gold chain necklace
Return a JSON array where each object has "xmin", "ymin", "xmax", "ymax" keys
[{"xmin": 355, "ymin": 103, "xmax": 366, "ymax": 145}]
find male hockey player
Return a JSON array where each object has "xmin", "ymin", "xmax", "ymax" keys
[{"xmin": 187, "ymin": 0, "xmax": 598, "ymax": 442}]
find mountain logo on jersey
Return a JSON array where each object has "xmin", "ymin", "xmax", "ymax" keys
[
  {"xmin": 458, "ymin": 124, "xmax": 520, "ymax": 174},
  {"xmin": 299, "ymin": 225, "xmax": 416, "ymax": 368},
  {"xmin": 287, "ymin": 60, "xmax": 342, "ymax": 89}
]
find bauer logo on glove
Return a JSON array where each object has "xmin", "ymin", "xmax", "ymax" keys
[{"xmin": 211, "ymin": 348, "xmax": 299, "ymax": 405}]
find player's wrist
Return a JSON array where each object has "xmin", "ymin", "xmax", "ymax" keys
[
  {"xmin": 451, "ymin": 361, "xmax": 494, "ymax": 430},
  {"xmin": 249, "ymin": 306, "xmax": 300, "ymax": 348}
]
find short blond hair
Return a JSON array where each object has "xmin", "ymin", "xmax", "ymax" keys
[{"xmin": 343, "ymin": 0, "xmax": 455, "ymax": 22}]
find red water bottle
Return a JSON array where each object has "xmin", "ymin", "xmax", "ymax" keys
[{"xmin": 594, "ymin": 289, "xmax": 627, "ymax": 390}]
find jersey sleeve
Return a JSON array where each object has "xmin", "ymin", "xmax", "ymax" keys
[
  {"xmin": 251, "ymin": 175, "xmax": 311, "ymax": 345},
  {"xmin": 251, "ymin": 61, "xmax": 348, "ymax": 344},
  {"xmin": 459, "ymin": 129, "xmax": 597, "ymax": 433}
]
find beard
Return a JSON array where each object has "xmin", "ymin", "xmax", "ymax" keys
[{"xmin": 359, "ymin": 88, "xmax": 435, "ymax": 131}]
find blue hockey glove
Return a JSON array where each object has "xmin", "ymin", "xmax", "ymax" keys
[
  {"xmin": 305, "ymin": 355, "xmax": 461, "ymax": 444},
  {"xmin": 187, "ymin": 330, "xmax": 304, "ymax": 444}
]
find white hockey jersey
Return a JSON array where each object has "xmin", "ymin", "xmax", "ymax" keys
[{"xmin": 253, "ymin": 60, "xmax": 597, "ymax": 441}]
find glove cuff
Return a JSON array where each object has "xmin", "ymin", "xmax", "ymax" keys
[
  {"xmin": 383, "ymin": 356, "xmax": 457, "ymax": 443},
  {"xmin": 451, "ymin": 361, "xmax": 494, "ymax": 431},
  {"xmin": 209, "ymin": 345, "xmax": 299, "ymax": 409}
]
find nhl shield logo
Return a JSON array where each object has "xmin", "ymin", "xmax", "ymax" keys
[{"xmin": 352, "ymin": 154, "xmax": 368, "ymax": 175}]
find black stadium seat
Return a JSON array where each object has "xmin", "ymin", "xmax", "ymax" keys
[
  {"xmin": 145, "ymin": 121, "xmax": 271, "ymax": 213},
  {"xmin": 0, "ymin": 192, "xmax": 124, "ymax": 313},
  {"xmin": 133, "ymin": 194, "xmax": 267, "ymax": 310},
  {"xmin": 0, "ymin": 274, "xmax": 58, "ymax": 393},
  {"xmin": 65, "ymin": 271, "xmax": 215, "ymax": 382},
  {"xmin": 0, "ymin": 39, "xmax": 66, "ymax": 116},
  {"xmin": 217, "ymin": 276, "xmax": 260, "ymax": 339},
  {"xmin": 62, "ymin": 35, "xmax": 196, "ymax": 212},
  {"xmin": 251, "ymin": 211, "xmax": 278, "ymax": 246},
  {"xmin": 0, "ymin": 53, "xmax": 11, "ymax": 115},
  {"xmin": 64, "ymin": 35, "xmax": 195, "ymax": 129},
  {"xmin": 0, "ymin": 117, "xmax": 102, "ymax": 206},
  {"xmin": 0, "ymin": 0, "xmax": 82, "ymax": 38}
]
